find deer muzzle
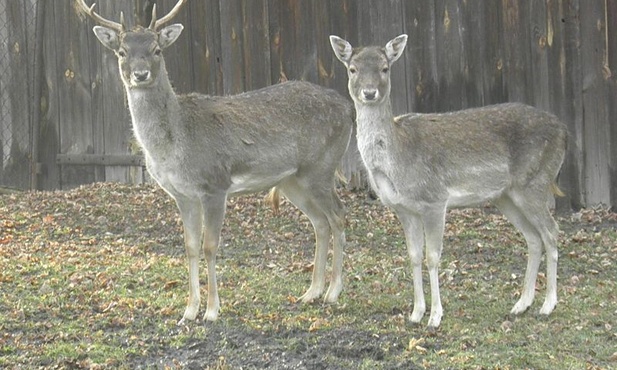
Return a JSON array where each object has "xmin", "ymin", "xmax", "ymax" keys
[
  {"xmin": 130, "ymin": 70, "xmax": 153, "ymax": 86},
  {"xmin": 361, "ymin": 89, "xmax": 379, "ymax": 102}
]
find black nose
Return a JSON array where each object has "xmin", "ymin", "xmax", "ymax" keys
[
  {"xmin": 133, "ymin": 71, "xmax": 150, "ymax": 82},
  {"xmin": 363, "ymin": 89, "xmax": 377, "ymax": 100}
]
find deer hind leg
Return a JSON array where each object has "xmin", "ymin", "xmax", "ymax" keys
[
  {"xmin": 175, "ymin": 196, "xmax": 204, "ymax": 324},
  {"xmin": 199, "ymin": 193, "xmax": 227, "ymax": 321},
  {"xmin": 520, "ymin": 198, "xmax": 559, "ymax": 316},
  {"xmin": 396, "ymin": 210, "xmax": 427, "ymax": 324},
  {"xmin": 323, "ymin": 188, "xmax": 346, "ymax": 303},
  {"xmin": 495, "ymin": 191, "xmax": 558, "ymax": 316},
  {"xmin": 279, "ymin": 178, "xmax": 336, "ymax": 303}
]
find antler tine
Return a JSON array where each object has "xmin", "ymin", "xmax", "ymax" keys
[
  {"xmin": 75, "ymin": 0, "xmax": 124, "ymax": 32},
  {"xmin": 151, "ymin": 0, "xmax": 188, "ymax": 30},
  {"xmin": 148, "ymin": 4, "xmax": 158, "ymax": 30}
]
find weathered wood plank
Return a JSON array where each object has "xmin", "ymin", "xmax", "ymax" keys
[
  {"xmin": 404, "ymin": 0, "xmax": 438, "ymax": 113},
  {"xmin": 607, "ymin": 0, "xmax": 617, "ymax": 208},
  {"xmin": 188, "ymin": 0, "xmax": 223, "ymax": 95},
  {"xmin": 88, "ymin": 0, "xmax": 106, "ymax": 183},
  {"xmin": 220, "ymin": 0, "xmax": 245, "ymax": 94},
  {"xmin": 269, "ymin": 0, "xmax": 317, "ymax": 83},
  {"xmin": 313, "ymin": 0, "xmax": 334, "ymax": 88},
  {"xmin": 55, "ymin": 0, "xmax": 96, "ymax": 188},
  {"xmin": 529, "ymin": 0, "xmax": 551, "ymax": 111},
  {"xmin": 546, "ymin": 0, "xmax": 582, "ymax": 209},
  {"xmin": 38, "ymin": 0, "xmax": 60, "ymax": 190},
  {"xmin": 579, "ymin": 0, "xmax": 611, "ymax": 206},
  {"xmin": 482, "ymin": 0, "xmax": 506, "ymax": 104},
  {"xmin": 460, "ymin": 0, "xmax": 486, "ymax": 108},
  {"xmin": 242, "ymin": 0, "xmax": 271, "ymax": 91},
  {"xmin": 434, "ymin": 0, "xmax": 466, "ymax": 112},
  {"xmin": 501, "ymin": 0, "xmax": 532, "ymax": 103},
  {"xmin": 267, "ymin": 0, "xmax": 283, "ymax": 83},
  {"xmin": 566, "ymin": 0, "xmax": 586, "ymax": 209}
]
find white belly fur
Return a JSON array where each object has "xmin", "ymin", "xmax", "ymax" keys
[{"xmin": 229, "ymin": 169, "xmax": 296, "ymax": 194}]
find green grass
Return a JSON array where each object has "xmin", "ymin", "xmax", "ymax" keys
[{"xmin": 0, "ymin": 183, "xmax": 615, "ymax": 369}]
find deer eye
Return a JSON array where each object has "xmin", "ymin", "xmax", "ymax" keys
[
  {"xmin": 154, "ymin": 48, "xmax": 162, "ymax": 56},
  {"xmin": 349, "ymin": 66, "xmax": 357, "ymax": 74},
  {"xmin": 381, "ymin": 67, "xmax": 389, "ymax": 74},
  {"xmin": 117, "ymin": 50, "xmax": 127, "ymax": 58}
]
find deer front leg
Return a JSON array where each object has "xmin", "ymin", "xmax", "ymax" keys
[
  {"xmin": 397, "ymin": 210, "xmax": 426, "ymax": 324},
  {"xmin": 200, "ymin": 193, "xmax": 227, "ymax": 321},
  {"xmin": 175, "ymin": 196, "xmax": 204, "ymax": 325},
  {"xmin": 422, "ymin": 206, "xmax": 447, "ymax": 329}
]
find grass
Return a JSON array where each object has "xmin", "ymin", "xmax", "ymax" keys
[{"xmin": 0, "ymin": 183, "xmax": 615, "ymax": 369}]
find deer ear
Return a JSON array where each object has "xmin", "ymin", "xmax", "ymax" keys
[
  {"xmin": 330, "ymin": 35, "xmax": 353, "ymax": 65},
  {"xmin": 159, "ymin": 24, "xmax": 184, "ymax": 49},
  {"xmin": 384, "ymin": 34, "xmax": 407, "ymax": 64},
  {"xmin": 93, "ymin": 26, "xmax": 120, "ymax": 51}
]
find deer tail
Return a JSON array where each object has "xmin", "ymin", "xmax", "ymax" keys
[
  {"xmin": 265, "ymin": 187, "xmax": 281, "ymax": 214},
  {"xmin": 265, "ymin": 168, "xmax": 346, "ymax": 214},
  {"xmin": 550, "ymin": 182, "xmax": 565, "ymax": 197},
  {"xmin": 335, "ymin": 168, "xmax": 348, "ymax": 186}
]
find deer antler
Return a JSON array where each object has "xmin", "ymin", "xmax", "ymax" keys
[
  {"xmin": 149, "ymin": 0, "xmax": 188, "ymax": 31},
  {"xmin": 75, "ymin": 0, "xmax": 125, "ymax": 32}
]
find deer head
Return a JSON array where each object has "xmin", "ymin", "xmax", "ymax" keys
[
  {"xmin": 76, "ymin": 0, "xmax": 187, "ymax": 89},
  {"xmin": 330, "ymin": 35, "xmax": 407, "ymax": 105}
]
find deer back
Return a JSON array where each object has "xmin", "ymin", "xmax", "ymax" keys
[{"xmin": 390, "ymin": 104, "xmax": 567, "ymax": 200}]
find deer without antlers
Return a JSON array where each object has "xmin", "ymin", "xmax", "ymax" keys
[
  {"xmin": 76, "ymin": 0, "xmax": 354, "ymax": 323},
  {"xmin": 330, "ymin": 34, "xmax": 567, "ymax": 328}
]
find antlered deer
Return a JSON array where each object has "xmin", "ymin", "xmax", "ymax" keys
[
  {"xmin": 330, "ymin": 34, "xmax": 567, "ymax": 328},
  {"xmin": 76, "ymin": 0, "xmax": 354, "ymax": 323}
]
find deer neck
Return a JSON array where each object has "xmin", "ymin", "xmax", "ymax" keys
[
  {"xmin": 124, "ymin": 70, "xmax": 180, "ymax": 158},
  {"xmin": 354, "ymin": 100, "xmax": 397, "ymax": 147}
]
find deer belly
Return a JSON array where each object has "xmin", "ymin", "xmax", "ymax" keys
[
  {"xmin": 445, "ymin": 164, "xmax": 510, "ymax": 207},
  {"xmin": 447, "ymin": 186, "xmax": 505, "ymax": 207},
  {"xmin": 229, "ymin": 169, "xmax": 296, "ymax": 195}
]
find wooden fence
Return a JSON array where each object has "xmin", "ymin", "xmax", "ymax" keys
[
  {"xmin": 0, "ymin": 0, "xmax": 41, "ymax": 190},
  {"xmin": 2, "ymin": 0, "xmax": 616, "ymax": 209}
]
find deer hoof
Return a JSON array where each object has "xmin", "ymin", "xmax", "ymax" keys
[
  {"xmin": 203, "ymin": 308, "xmax": 219, "ymax": 322},
  {"xmin": 323, "ymin": 283, "xmax": 342, "ymax": 303},
  {"xmin": 510, "ymin": 300, "xmax": 531, "ymax": 316},
  {"xmin": 300, "ymin": 287, "xmax": 324, "ymax": 303}
]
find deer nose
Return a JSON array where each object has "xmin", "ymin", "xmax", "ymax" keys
[
  {"xmin": 133, "ymin": 70, "xmax": 151, "ymax": 82},
  {"xmin": 362, "ymin": 89, "xmax": 378, "ymax": 101}
]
